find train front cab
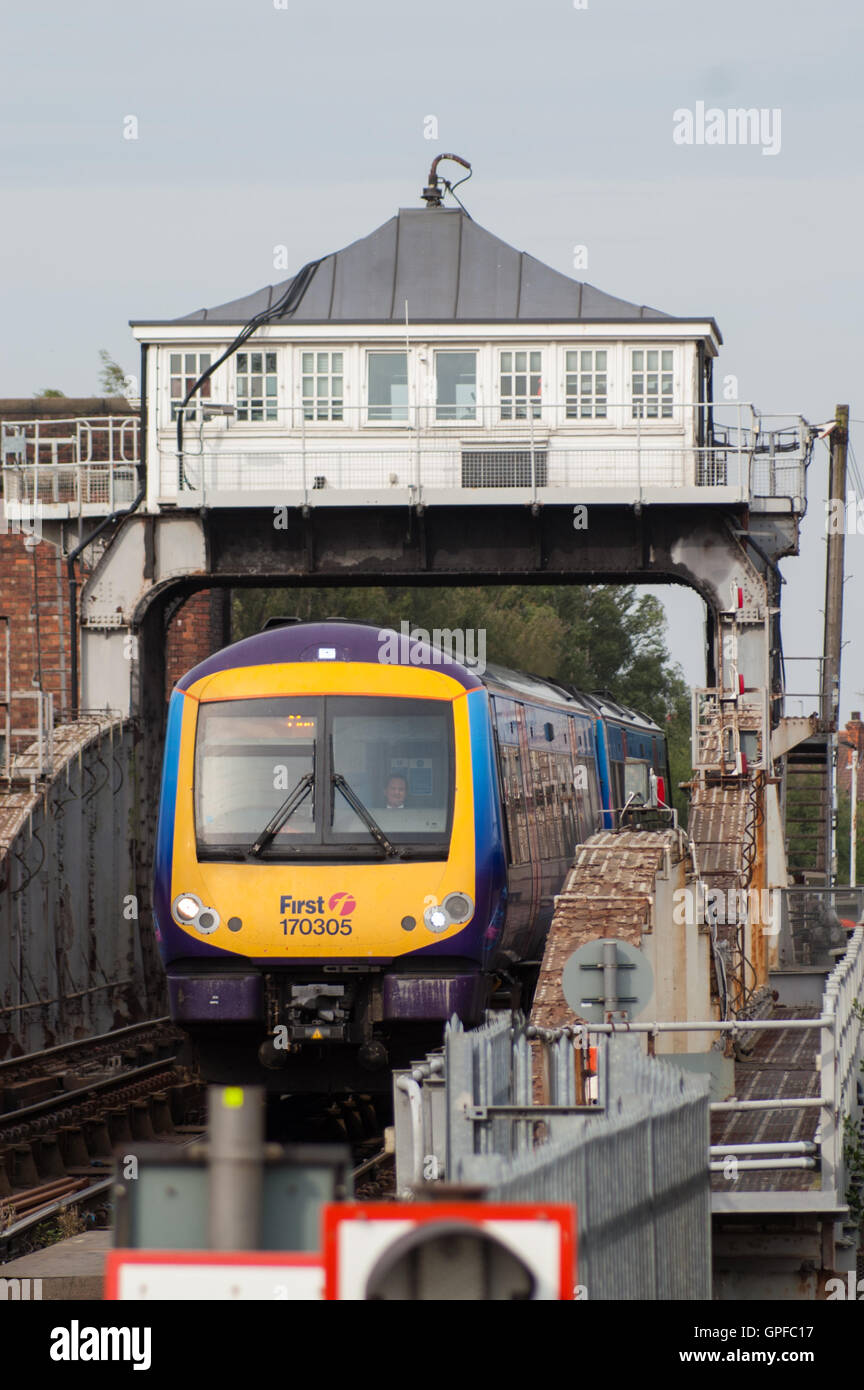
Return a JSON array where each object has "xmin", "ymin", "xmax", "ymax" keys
[{"xmin": 154, "ymin": 656, "xmax": 507, "ymax": 1090}]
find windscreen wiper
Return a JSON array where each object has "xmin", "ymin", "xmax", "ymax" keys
[
  {"xmin": 249, "ymin": 772, "xmax": 314, "ymax": 856},
  {"xmin": 331, "ymin": 773, "xmax": 401, "ymax": 858}
]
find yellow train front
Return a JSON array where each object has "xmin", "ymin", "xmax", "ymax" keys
[{"xmin": 153, "ymin": 620, "xmax": 507, "ymax": 1092}]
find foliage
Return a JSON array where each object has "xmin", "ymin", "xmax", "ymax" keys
[
  {"xmin": 98, "ymin": 349, "xmax": 129, "ymax": 396},
  {"xmin": 33, "ymin": 388, "xmax": 65, "ymax": 397},
  {"xmin": 843, "ymin": 1110, "xmax": 864, "ymax": 1228},
  {"xmin": 233, "ymin": 583, "xmax": 693, "ymax": 822}
]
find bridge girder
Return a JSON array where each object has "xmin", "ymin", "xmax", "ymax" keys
[{"xmin": 78, "ymin": 503, "xmax": 789, "ymax": 722}]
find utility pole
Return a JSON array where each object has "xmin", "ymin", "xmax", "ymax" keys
[
  {"xmin": 851, "ymin": 746, "xmax": 858, "ymax": 888},
  {"xmin": 821, "ymin": 405, "xmax": 848, "ymax": 884}
]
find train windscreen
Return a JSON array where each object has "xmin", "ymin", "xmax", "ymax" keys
[{"xmin": 194, "ymin": 695, "xmax": 454, "ymax": 860}]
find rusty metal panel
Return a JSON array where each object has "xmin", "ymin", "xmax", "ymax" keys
[
  {"xmin": 530, "ymin": 829, "xmax": 682, "ymax": 1034},
  {"xmin": 0, "ymin": 719, "xmax": 158, "ymax": 1056},
  {"xmin": 688, "ymin": 784, "xmax": 750, "ymax": 877}
]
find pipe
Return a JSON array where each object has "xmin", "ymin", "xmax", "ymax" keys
[
  {"xmin": 709, "ymin": 1158, "xmax": 816, "ymax": 1172},
  {"xmin": 207, "ymin": 1085, "xmax": 264, "ymax": 1250},
  {"xmin": 709, "ymin": 1141, "xmax": 817, "ymax": 1155},
  {"xmin": 67, "ymin": 343, "xmax": 148, "ymax": 717},
  {"xmin": 396, "ymin": 1073, "xmax": 424, "ymax": 1188}
]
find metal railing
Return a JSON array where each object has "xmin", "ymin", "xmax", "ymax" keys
[
  {"xmin": 396, "ymin": 931, "xmax": 864, "ymax": 1219},
  {"xmin": 692, "ymin": 685, "xmax": 765, "ymax": 775},
  {"xmin": 393, "ymin": 1017, "xmax": 711, "ymax": 1299},
  {"xmin": 1, "ymin": 417, "xmax": 139, "ymax": 515},
  {"xmin": 776, "ymin": 887, "xmax": 864, "ymax": 970},
  {"xmin": 164, "ymin": 402, "xmax": 811, "ymax": 508},
  {"xmin": 0, "ymin": 691, "xmax": 55, "ymax": 784}
]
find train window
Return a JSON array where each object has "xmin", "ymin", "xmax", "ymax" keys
[
  {"xmin": 194, "ymin": 695, "xmax": 454, "ymax": 860},
  {"xmin": 624, "ymin": 761, "xmax": 650, "ymax": 802},
  {"xmin": 500, "ymin": 745, "xmax": 530, "ymax": 865},
  {"xmin": 328, "ymin": 697, "xmax": 453, "ymax": 847},
  {"xmin": 194, "ymin": 698, "xmax": 319, "ymax": 851},
  {"xmin": 574, "ymin": 757, "xmax": 600, "ymax": 839},
  {"xmin": 528, "ymin": 750, "xmax": 575, "ymax": 861}
]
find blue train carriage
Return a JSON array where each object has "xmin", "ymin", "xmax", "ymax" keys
[
  {"xmin": 153, "ymin": 621, "xmax": 667, "ymax": 1091},
  {"xmin": 579, "ymin": 691, "xmax": 671, "ymax": 830}
]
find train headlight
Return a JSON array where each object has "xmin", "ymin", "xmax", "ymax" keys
[
  {"xmin": 173, "ymin": 893, "xmax": 202, "ymax": 923},
  {"xmin": 424, "ymin": 905, "xmax": 449, "ymax": 933},
  {"xmin": 443, "ymin": 892, "xmax": 473, "ymax": 924}
]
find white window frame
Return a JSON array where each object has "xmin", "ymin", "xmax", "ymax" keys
[
  {"xmin": 168, "ymin": 349, "xmax": 217, "ymax": 423},
  {"xmin": 235, "ymin": 348, "xmax": 280, "ymax": 424},
  {"xmin": 497, "ymin": 348, "xmax": 543, "ymax": 421},
  {"xmin": 433, "ymin": 348, "xmax": 479, "ymax": 424},
  {"xmin": 364, "ymin": 349, "xmax": 411, "ymax": 425},
  {"xmin": 299, "ymin": 348, "xmax": 346, "ymax": 424},
  {"xmin": 629, "ymin": 346, "xmax": 676, "ymax": 423},
  {"xmin": 563, "ymin": 346, "xmax": 610, "ymax": 423}
]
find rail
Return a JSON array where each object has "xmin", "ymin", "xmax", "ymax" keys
[
  {"xmin": 395, "ymin": 929, "xmax": 864, "ymax": 1215},
  {"xmin": 0, "ymin": 416, "xmax": 139, "ymax": 516},
  {"xmin": 165, "ymin": 402, "xmax": 810, "ymax": 508}
]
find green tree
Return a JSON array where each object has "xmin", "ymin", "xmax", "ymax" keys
[
  {"xmin": 98, "ymin": 350, "xmax": 129, "ymax": 395},
  {"xmin": 33, "ymin": 388, "xmax": 65, "ymax": 397},
  {"xmin": 233, "ymin": 582, "xmax": 693, "ymax": 822}
]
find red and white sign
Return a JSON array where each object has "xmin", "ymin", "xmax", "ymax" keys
[
  {"xmin": 105, "ymin": 1250, "xmax": 324, "ymax": 1301},
  {"xmin": 323, "ymin": 1202, "xmax": 576, "ymax": 1300}
]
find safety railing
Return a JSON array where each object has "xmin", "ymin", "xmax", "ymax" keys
[
  {"xmin": 0, "ymin": 690, "xmax": 55, "ymax": 785},
  {"xmin": 691, "ymin": 685, "xmax": 765, "ymax": 775},
  {"xmin": 1, "ymin": 417, "xmax": 139, "ymax": 516},
  {"xmin": 393, "ymin": 1019, "xmax": 711, "ymax": 1299},
  {"xmin": 163, "ymin": 402, "xmax": 811, "ymax": 509},
  {"xmin": 396, "ymin": 933, "xmax": 864, "ymax": 1215}
]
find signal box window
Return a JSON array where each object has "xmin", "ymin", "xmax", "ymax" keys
[
  {"xmin": 302, "ymin": 351, "xmax": 344, "ymax": 421},
  {"xmin": 500, "ymin": 351, "xmax": 541, "ymax": 420},
  {"xmin": 170, "ymin": 351, "xmax": 212, "ymax": 422},
  {"xmin": 436, "ymin": 352, "xmax": 477, "ymax": 421},
  {"xmin": 236, "ymin": 351, "xmax": 278, "ymax": 422},
  {"xmin": 631, "ymin": 349, "xmax": 673, "ymax": 419},
  {"xmin": 368, "ymin": 353, "xmax": 408, "ymax": 422}
]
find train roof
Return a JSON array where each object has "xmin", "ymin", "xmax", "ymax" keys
[
  {"xmin": 575, "ymin": 690, "xmax": 662, "ymax": 732},
  {"xmin": 175, "ymin": 619, "xmax": 482, "ymax": 693},
  {"xmin": 175, "ymin": 622, "xmax": 662, "ymax": 735},
  {"xmin": 482, "ymin": 665, "xmax": 661, "ymax": 732},
  {"xmin": 482, "ymin": 663, "xmax": 593, "ymax": 712}
]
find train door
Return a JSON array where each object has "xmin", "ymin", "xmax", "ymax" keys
[{"xmin": 491, "ymin": 696, "xmax": 535, "ymax": 954}]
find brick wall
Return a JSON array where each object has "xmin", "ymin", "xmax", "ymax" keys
[
  {"xmin": 0, "ymin": 527, "xmax": 229, "ymax": 722},
  {"xmin": 165, "ymin": 590, "xmax": 231, "ymax": 696},
  {"xmin": 839, "ymin": 713, "xmax": 864, "ymax": 799},
  {"xmin": 0, "ymin": 529, "xmax": 73, "ymax": 720}
]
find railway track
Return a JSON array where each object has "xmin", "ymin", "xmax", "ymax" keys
[
  {"xmin": 0, "ymin": 1020, "xmax": 204, "ymax": 1262},
  {"xmin": 0, "ymin": 1018, "xmax": 182, "ymax": 1113}
]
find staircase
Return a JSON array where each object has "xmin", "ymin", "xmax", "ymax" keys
[{"xmin": 783, "ymin": 735, "xmax": 832, "ymax": 883}]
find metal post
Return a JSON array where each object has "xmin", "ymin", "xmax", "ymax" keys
[
  {"xmin": 821, "ymin": 406, "xmax": 848, "ymax": 727},
  {"xmin": 821, "ymin": 406, "xmax": 848, "ymax": 885},
  {"xmin": 602, "ymin": 940, "xmax": 618, "ymax": 1014},
  {"xmin": 636, "ymin": 402, "xmax": 641, "ymax": 505},
  {"xmin": 207, "ymin": 1085, "xmax": 264, "ymax": 1250},
  {"xmin": 851, "ymin": 746, "xmax": 859, "ymax": 888},
  {"xmin": 300, "ymin": 406, "xmax": 307, "ymax": 510}
]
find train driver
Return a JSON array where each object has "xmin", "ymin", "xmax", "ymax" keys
[{"xmin": 384, "ymin": 774, "xmax": 408, "ymax": 809}]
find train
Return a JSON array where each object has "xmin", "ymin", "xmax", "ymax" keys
[{"xmin": 153, "ymin": 620, "xmax": 670, "ymax": 1091}]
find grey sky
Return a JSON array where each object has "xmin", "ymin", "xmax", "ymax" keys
[{"xmin": 1, "ymin": 0, "xmax": 862, "ymax": 715}]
